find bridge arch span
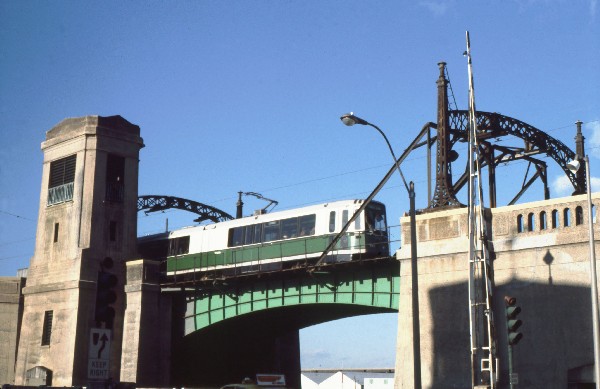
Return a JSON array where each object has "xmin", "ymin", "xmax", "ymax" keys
[
  {"xmin": 182, "ymin": 260, "xmax": 399, "ymax": 334},
  {"xmin": 170, "ymin": 261, "xmax": 398, "ymax": 387}
]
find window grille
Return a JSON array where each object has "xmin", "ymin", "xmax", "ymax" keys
[
  {"xmin": 41, "ymin": 310, "xmax": 53, "ymax": 346},
  {"xmin": 47, "ymin": 155, "xmax": 76, "ymax": 206}
]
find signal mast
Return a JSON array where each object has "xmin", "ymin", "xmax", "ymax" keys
[{"xmin": 465, "ymin": 31, "xmax": 498, "ymax": 388}]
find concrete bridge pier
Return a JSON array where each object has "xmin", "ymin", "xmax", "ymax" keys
[
  {"xmin": 121, "ymin": 259, "xmax": 171, "ymax": 387},
  {"xmin": 120, "ymin": 259, "xmax": 302, "ymax": 388}
]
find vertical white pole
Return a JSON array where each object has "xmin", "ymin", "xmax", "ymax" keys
[{"xmin": 585, "ymin": 156, "xmax": 600, "ymax": 389}]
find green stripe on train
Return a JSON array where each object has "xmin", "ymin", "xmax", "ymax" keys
[{"xmin": 166, "ymin": 233, "xmax": 358, "ymax": 272}]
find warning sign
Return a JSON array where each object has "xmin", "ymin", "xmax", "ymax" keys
[{"xmin": 88, "ymin": 328, "xmax": 111, "ymax": 379}]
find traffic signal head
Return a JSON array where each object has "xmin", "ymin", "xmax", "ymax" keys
[
  {"xmin": 95, "ymin": 265, "xmax": 118, "ymax": 328},
  {"xmin": 504, "ymin": 295, "xmax": 523, "ymax": 346}
]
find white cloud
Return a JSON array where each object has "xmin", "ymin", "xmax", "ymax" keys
[
  {"xmin": 419, "ymin": 1, "xmax": 450, "ymax": 17},
  {"xmin": 586, "ymin": 121, "xmax": 600, "ymax": 159},
  {"xmin": 552, "ymin": 175, "xmax": 574, "ymax": 197},
  {"xmin": 592, "ymin": 177, "xmax": 600, "ymax": 192},
  {"xmin": 552, "ymin": 170, "xmax": 600, "ymax": 197}
]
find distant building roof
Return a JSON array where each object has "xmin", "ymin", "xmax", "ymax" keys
[{"xmin": 301, "ymin": 369, "xmax": 394, "ymax": 386}]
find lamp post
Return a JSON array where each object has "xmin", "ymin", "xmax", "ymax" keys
[
  {"xmin": 567, "ymin": 155, "xmax": 600, "ymax": 389},
  {"xmin": 340, "ymin": 112, "xmax": 422, "ymax": 389}
]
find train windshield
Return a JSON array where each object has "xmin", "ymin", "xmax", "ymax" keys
[{"xmin": 366, "ymin": 202, "xmax": 387, "ymax": 233}]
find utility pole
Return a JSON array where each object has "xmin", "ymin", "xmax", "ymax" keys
[{"xmin": 465, "ymin": 31, "xmax": 498, "ymax": 388}]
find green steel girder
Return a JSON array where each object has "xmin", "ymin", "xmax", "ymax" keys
[{"xmin": 181, "ymin": 260, "xmax": 400, "ymax": 334}]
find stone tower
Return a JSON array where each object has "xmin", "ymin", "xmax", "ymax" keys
[{"xmin": 15, "ymin": 116, "xmax": 144, "ymax": 386}]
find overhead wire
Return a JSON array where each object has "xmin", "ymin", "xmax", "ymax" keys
[
  {"xmin": 10, "ymin": 119, "xmax": 600, "ymax": 243},
  {"xmin": 138, "ymin": 119, "xmax": 600, "ymax": 223}
]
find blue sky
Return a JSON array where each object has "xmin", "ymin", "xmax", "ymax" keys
[{"xmin": 1, "ymin": 0, "xmax": 598, "ymax": 369}]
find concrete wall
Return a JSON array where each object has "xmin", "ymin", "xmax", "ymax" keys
[
  {"xmin": 395, "ymin": 193, "xmax": 600, "ymax": 388},
  {"xmin": 0, "ymin": 277, "xmax": 25, "ymax": 384}
]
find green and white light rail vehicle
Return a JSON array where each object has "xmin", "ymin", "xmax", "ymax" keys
[{"xmin": 138, "ymin": 199, "xmax": 389, "ymax": 278}]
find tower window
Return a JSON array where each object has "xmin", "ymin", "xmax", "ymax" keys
[
  {"xmin": 47, "ymin": 155, "xmax": 76, "ymax": 206},
  {"xmin": 109, "ymin": 221, "xmax": 117, "ymax": 242},
  {"xmin": 53, "ymin": 223, "xmax": 59, "ymax": 243},
  {"xmin": 106, "ymin": 154, "xmax": 125, "ymax": 202},
  {"xmin": 41, "ymin": 310, "xmax": 53, "ymax": 346}
]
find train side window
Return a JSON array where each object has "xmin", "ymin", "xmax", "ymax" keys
[
  {"xmin": 169, "ymin": 236, "xmax": 190, "ymax": 255},
  {"xmin": 253, "ymin": 224, "xmax": 263, "ymax": 244},
  {"xmin": 264, "ymin": 221, "xmax": 281, "ymax": 242},
  {"xmin": 282, "ymin": 218, "xmax": 299, "ymax": 239},
  {"xmin": 342, "ymin": 210, "xmax": 349, "ymax": 228},
  {"xmin": 299, "ymin": 214, "xmax": 316, "ymax": 236},
  {"xmin": 244, "ymin": 225, "xmax": 254, "ymax": 245},
  {"xmin": 228, "ymin": 227, "xmax": 244, "ymax": 247},
  {"xmin": 329, "ymin": 211, "xmax": 336, "ymax": 233},
  {"xmin": 355, "ymin": 213, "xmax": 361, "ymax": 230}
]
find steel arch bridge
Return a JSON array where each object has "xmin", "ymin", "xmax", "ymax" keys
[
  {"xmin": 449, "ymin": 110, "xmax": 583, "ymax": 193},
  {"xmin": 427, "ymin": 110, "xmax": 584, "ymax": 209},
  {"xmin": 137, "ymin": 195, "xmax": 234, "ymax": 223}
]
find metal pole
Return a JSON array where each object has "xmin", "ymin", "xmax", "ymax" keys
[
  {"xmin": 410, "ymin": 181, "xmax": 422, "ymax": 389},
  {"xmin": 508, "ymin": 344, "xmax": 514, "ymax": 389},
  {"xmin": 337, "ymin": 113, "xmax": 423, "ymax": 388},
  {"xmin": 367, "ymin": 124, "xmax": 421, "ymax": 389},
  {"xmin": 584, "ymin": 156, "xmax": 600, "ymax": 389}
]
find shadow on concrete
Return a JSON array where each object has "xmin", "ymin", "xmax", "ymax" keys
[{"xmin": 429, "ymin": 278, "xmax": 594, "ymax": 388}]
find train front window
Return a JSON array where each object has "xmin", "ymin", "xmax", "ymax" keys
[{"xmin": 366, "ymin": 203, "xmax": 387, "ymax": 233}]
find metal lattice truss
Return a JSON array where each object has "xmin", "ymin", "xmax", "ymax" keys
[
  {"xmin": 137, "ymin": 195, "xmax": 234, "ymax": 223},
  {"xmin": 428, "ymin": 110, "xmax": 584, "ymax": 208}
]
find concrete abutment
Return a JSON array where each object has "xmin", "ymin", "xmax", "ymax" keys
[{"xmin": 395, "ymin": 195, "xmax": 599, "ymax": 388}]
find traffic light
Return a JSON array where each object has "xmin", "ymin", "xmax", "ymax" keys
[
  {"xmin": 504, "ymin": 295, "xmax": 523, "ymax": 346},
  {"xmin": 95, "ymin": 257, "xmax": 117, "ymax": 328}
]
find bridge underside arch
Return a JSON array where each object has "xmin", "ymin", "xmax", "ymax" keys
[{"xmin": 170, "ymin": 260, "xmax": 399, "ymax": 387}]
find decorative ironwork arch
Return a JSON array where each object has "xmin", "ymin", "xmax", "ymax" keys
[
  {"xmin": 430, "ymin": 110, "xmax": 585, "ymax": 207},
  {"xmin": 137, "ymin": 195, "xmax": 234, "ymax": 223}
]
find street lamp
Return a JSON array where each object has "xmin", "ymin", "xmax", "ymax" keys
[
  {"xmin": 340, "ymin": 112, "xmax": 422, "ymax": 389},
  {"xmin": 567, "ymin": 155, "xmax": 600, "ymax": 389}
]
